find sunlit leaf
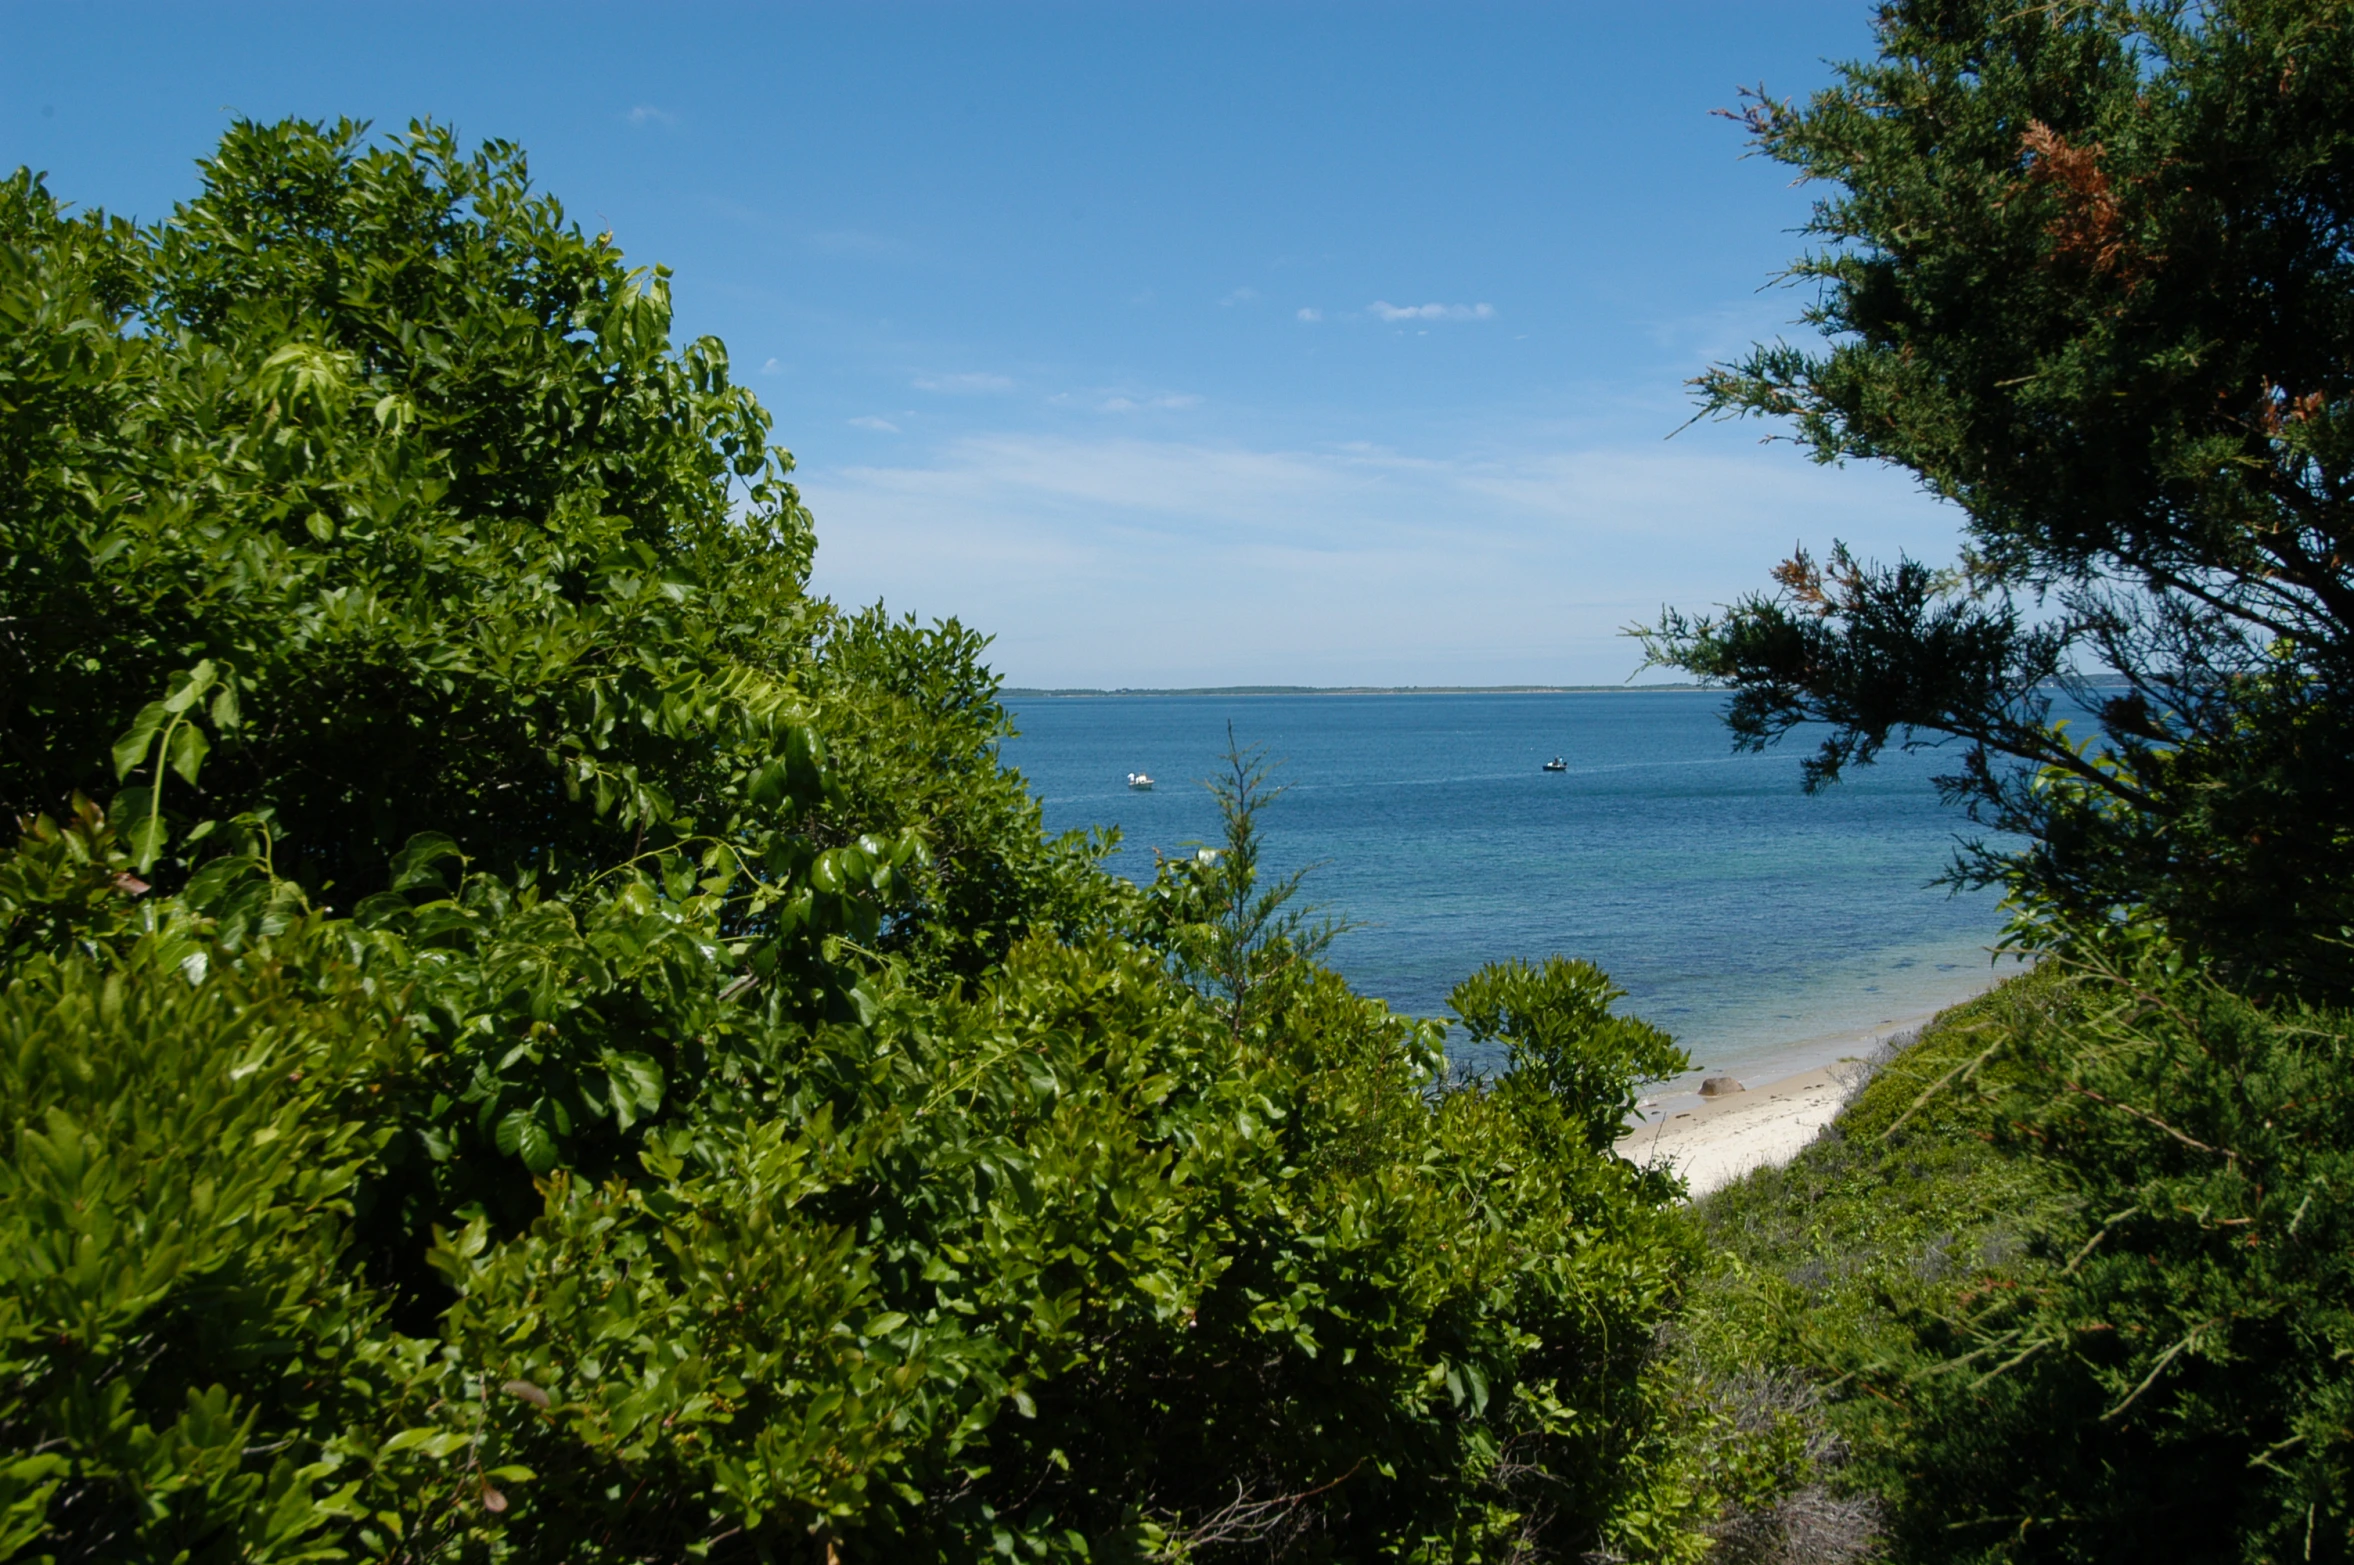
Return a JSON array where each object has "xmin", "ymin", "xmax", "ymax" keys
[
  {"xmin": 165, "ymin": 722, "xmax": 209, "ymax": 786},
  {"xmin": 111, "ymin": 702, "xmax": 167, "ymax": 780}
]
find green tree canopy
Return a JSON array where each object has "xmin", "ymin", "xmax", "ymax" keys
[
  {"xmin": 0, "ymin": 119, "xmax": 1094, "ymax": 990},
  {"xmin": 3, "ymin": 121, "xmax": 811, "ymax": 891},
  {"xmin": 1640, "ymin": 0, "xmax": 2354, "ymax": 992}
]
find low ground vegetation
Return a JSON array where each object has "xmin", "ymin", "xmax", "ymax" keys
[{"xmin": 1689, "ymin": 957, "xmax": 2354, "ymax": 1562}]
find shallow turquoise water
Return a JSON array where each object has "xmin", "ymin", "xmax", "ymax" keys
[{"xmin": 1001, "ymin": 691, "xmax": 2021, "ymax": 1085}]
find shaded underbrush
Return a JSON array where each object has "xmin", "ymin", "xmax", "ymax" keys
[{"xmin": 1678, "ymin": 959, "xmax": 2354, "ymax": 1562}]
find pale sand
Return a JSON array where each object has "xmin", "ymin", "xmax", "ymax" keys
[{"xmin": 1618, "ymin": 1063, "xmax": 1869, "ymax": 1196}]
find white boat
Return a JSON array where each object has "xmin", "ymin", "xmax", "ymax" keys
[{"xmin": 1127, "ymin": 772, "xmax": 1154, "ymax": 791}]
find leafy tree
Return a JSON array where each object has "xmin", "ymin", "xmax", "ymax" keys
[
  {"xmin": 1451, "ymin": 957, "xmax": 1689, "ymax": 1160},
  {"xmin": 1638, "ymin": 0, "xmax": 2354, "ymax": 993},
  {"xmin": 0, "ymin": 120, "xmax": 1757, "ymax": 1562},
  {"xmin": 0, "ymin": 120, "xmax": 1086, "ymax": 984}
]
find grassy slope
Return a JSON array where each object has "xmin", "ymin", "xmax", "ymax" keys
[{"xmin": 1674, "ymin": 968, "xmax": 2079, "ymax": 1545}]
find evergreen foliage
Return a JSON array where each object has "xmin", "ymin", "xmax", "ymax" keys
[
  {"xmin": 1637, "ymin": 0, "xmax": 2354, "ymax": 995},
  {"xmin": 1694, "ymin": 955, "xmax": 2354, "ymax": 1561}
]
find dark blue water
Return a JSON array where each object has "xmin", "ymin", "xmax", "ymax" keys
[{"xmin": 1002, "ymin": 691, "xmax": 2022, "ymax": 1086}]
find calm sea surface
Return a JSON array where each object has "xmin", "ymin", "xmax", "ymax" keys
[{"xmin": 1000, "ymin": 691, "xmax": 2022, "ymax": 1088}]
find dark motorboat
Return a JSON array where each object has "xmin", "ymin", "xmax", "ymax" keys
[{"xmin": 1541, "ymin": 756, "xmax": 1567, "ymax": 772}]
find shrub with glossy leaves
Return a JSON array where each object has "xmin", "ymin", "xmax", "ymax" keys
[
  {"xmin": 0, "ymin": 119, "xmax": 1747, "ymax": 1563},
  {"xmin": 0, "ymin": 122, "xmax": 1090, "ymax": 985}
]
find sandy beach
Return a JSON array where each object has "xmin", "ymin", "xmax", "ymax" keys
[
  {"xmin": 1619, "ymin": 1009, "xmax": 1945, "ymax": 1196},
  {"xmin": 1618, "ymin": 1063, "xmax": 1867, "ymax": 1195}
]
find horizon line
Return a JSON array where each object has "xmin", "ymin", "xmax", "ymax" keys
[{"xmin": 998, "ymin": 682, "xmax": 1716, "ymax": 698}]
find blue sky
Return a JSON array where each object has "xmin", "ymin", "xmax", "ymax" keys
[{"xmin": 8, "ymin": 2, "xmax": 1956, "ymax": 687}]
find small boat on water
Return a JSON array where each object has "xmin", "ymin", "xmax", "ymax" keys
[
  {"xmin": 1541, "ymin": 756, "xmax": 1567, "ymax": 772},
  {"xmin": 1127, "ymin": 772, "xmax": 1155, "ymax": 791}
]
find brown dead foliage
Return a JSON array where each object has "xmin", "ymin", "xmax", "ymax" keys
[{"xmin": 2018, "ymin": 120, "xmax": 2148, "ymax": 285}]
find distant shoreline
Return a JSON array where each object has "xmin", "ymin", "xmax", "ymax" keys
[{"xmin": 999, "ymin": 683, "xmax": 1715, "ymax": 699}]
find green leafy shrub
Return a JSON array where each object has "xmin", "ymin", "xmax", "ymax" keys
[
  {"xmin": 0, "ymin": 119, "xmax": 1756, "ymax": 1562},
  {"xmin": 0, "ymin": 123, "xmax": 1091, "ymax": 983},
  {"xmin": 1452, "ymin": 956, "xmax": 1688, "ymax": 1159},
  {"xmin": 0, "ymin": 811, "xmax": 411, "ymax": 1560},
  {"xmin": 0, "ymin": 803, "xmax": 1721, "ymax": 1560}
]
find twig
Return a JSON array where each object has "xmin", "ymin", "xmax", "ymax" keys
[
  {"xmin": 1877, "ymin": 1029, "xmax": 2006, "ymax": 1144},
  {"xmin": 2061, "ymin": 1081, "xmax": 2234, "ymax": 1161},
  {"xmin": 2102, "ymin": 1315, "xmax": 2222, "ymax": 1421}
]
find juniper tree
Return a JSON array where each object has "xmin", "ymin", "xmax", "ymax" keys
[{"xmin": 1641, "ymin": 0, "xmax": 2354, "ymax": 993}]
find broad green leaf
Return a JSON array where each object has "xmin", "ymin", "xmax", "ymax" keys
[
  {"xmin": 604, "ymin": 1052, "xmax": 664, "ymax": 1120},
  {"xmin": 162, "ymin": 660, "xmax": 217, "ymax": 715},
  {"xmin": 516, "ymin": 1115, "xmax": 559, "ymax": 1175},
  {"xmin": 123, "ymin": 811, "xmax": 167, "ymax": 873},
  {"xmin": 747, "ymin": 757, "xmax": 790, "ymax": 808},
  {"xmin": 181, "ymin": 855, "xmax": 259, "ymax": 911},
  {"xmin": 165, "ymin": 722, "xmax": 209, "ymax": 786},
  {"xmin": 112, "ymin": 701, "xmax": 168, "ymax": 780},
  {"xmin": 389, "ymin": 832, "xmax": 463, "ymax": 894}
]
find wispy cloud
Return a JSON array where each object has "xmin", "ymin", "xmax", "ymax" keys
[
  {"xmin": 1220, "ymin": 287, "xmax": 1261, "ymax": 307},
  {"xmin": 1640, "ymin": 299, "xmax": 1813, "ymax": 366},
  {"xmin": 760, "ymin": 358, "xmax": 784, "ymax": 375},
  {"xmin": 912, "ymin": 372, "xmax": 1015, "ymax": 394},
  {"xmin": 1099, "ymin": 392, "xmax": 1201, "ymax": 413},
  {"xmin": 799, "ymin": 425, "xmax": 1953, "ymax": 686},
  {"xmin": 848, "ymin": 415, "xmax": 902, "ymax": 433},
  {"xmin": 625, "ymin": 105, "xmax": 676, "ymax": 128},
  {"xmin": 1369, "ymin": 300, "xmax": 1495, "ymax": 323},
  {"xmin": 1296, "ymin": 307, "xmax": 1323, "ymax": 322}
]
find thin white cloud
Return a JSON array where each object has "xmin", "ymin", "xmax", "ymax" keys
[
  {"xmin": 913, "ymin": 372, "xmax": 1015, "ymax": 394},
  {"xmin": 800, "ymin": 426, "xmax": 1954, "ymax": 687},
  {"xmin": 1297, "ymin": 307, "xmax": 1323, "ymax": 322},
  {"xmin": 1220, "ymin": 287, "xmax": 1261, "ymax": 307},
  {"xmin": 848, "ymin": 416, "xmax": 901, "ymax": 433},
  {"xmin": 760, "ymin": 358, "xmax": 784, "ymax": 375},
  {"xmin": 625, "ymin": 105, "xmax": 676, "ymax": 127},
  {"xmin": 1369, "ymin": 300, "xmax": 1495, "ymax": 323},
  {"xmin": 1099, "ymin": 392, "xmax": 1201, "ymax": 413}
]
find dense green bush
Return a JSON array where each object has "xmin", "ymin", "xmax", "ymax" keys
[
  {"xmin": 1887, "ymin": 948, "xmax": 2354, "ymax": 1561},
  {"xmin": 1692, "ymin": 954, "xmax": 2354, "ymax": 1563},
  {"xmin": 0, "ymin": 121, "xmax": 1093, "ymax": 991},
  {"xmin": 0, "ymin": 120, "xmax": 1737, "ymax": 1561},
  {"xmin": 0, "ymin": 776, "xmax": 1713, "ymax": 1561}
]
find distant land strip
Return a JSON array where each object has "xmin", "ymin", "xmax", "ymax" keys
[{"xmin": 999, "ymin": 682, "xmax": 1714, "ymax": 698}]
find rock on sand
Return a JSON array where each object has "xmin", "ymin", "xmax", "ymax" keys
[{"xmin": 1620, "ymin": 1062, "xmax": 1870, "ymax": 1197}]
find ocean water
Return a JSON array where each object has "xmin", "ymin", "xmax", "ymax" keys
[{"xmin": 1001, "ymin": 691, "xmax": 2024, "ymax": 1090}]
